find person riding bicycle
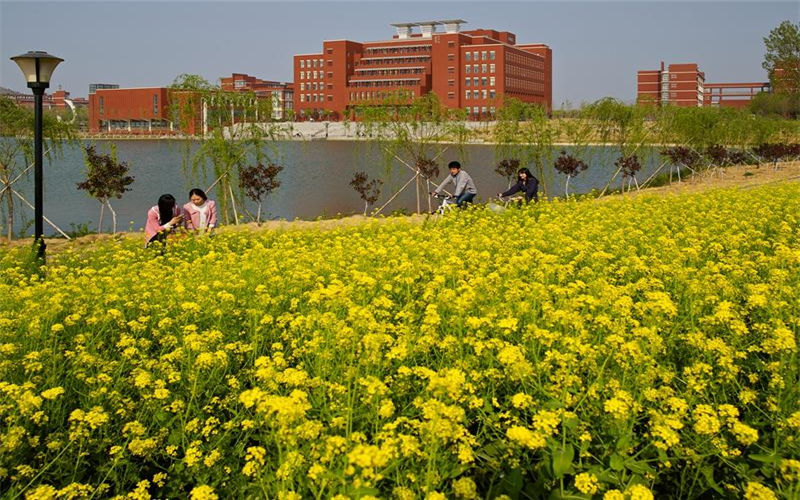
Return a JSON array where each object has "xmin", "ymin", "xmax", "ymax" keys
[
  {"xmin": 498, "ymin": 167, "xmax": 539, "ymax": 203},
  {"xmin": 432, "ymin": 161, "xmax": 477, "ymax": 207}
]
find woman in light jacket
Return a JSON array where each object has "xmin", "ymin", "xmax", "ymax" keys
[
  {"xmin": 182, "ymin": 188, "xmax": 217, "ymax": 234},
  {"xmin": 145, "ymin": 194, "xmax": 183, "ymax": 247}
]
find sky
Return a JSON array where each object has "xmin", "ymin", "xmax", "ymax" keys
[{"xmin": 1, "ymin": 1, "xmax": 798, "ymax": 107}]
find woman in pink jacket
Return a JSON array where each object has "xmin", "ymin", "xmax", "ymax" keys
[
  {"xmin": 182, "ymin": 188, "xmax": 217, "ymax": 234},
  {"xmin": 145, "ymin": 194, "xmax": 184, "ymax": 247}
]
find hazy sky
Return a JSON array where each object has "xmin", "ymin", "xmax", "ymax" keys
[{"xmin": 1, "ymin": 1, "xmax": 797, "ymax": 106}]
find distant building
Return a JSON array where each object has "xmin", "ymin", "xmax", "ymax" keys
[
  {"xmin": 219, "ymin": 73, "xmax": 294, "ymax": 120},
  {"xmin": 2, "ymin": 86, "xmax": 86, "ymax": 110},
  {"xmin": 638, "ymin": 61, "xmax": 769, "ymax": 108},
  {"xmin": 293, "ymin": 20, "xmax": 552, "ymax": 120},
  {"xmin": 89, "ymin": 83, "xmax": 120, "ymax": 94},
  {"xmin": 88, "ymin": 87, "xmax": 181, "ymax": 135}
]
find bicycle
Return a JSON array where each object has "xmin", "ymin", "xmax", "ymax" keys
[{"xmin": 431, "ymin": 192, "xmax": 457, "ymax": 219}]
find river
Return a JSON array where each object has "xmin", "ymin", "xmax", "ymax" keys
[{"xmin": 2, "ymin": 140, "xmax": 669, "ymax": 237}]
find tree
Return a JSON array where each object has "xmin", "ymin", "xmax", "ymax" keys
[
  {"xmin": 169, "ymin": 74, "xmax": 287, "ymax": 225},
  {"xmin": 494, "ymin": 97, "xmax": 555, "ymax": 197},
  {"xmin": 238, "ymin": 162, "xmax": 283, "ymax": 224},
  {"xmin": 0, "ymin": 97, "xmax": 74, "ymax": 241},
  {"xmin": 494, "ymin": 158, "xmax": 520, "ymax": 189},
  {"xmin": 77, "ymin": 145, "xmax": 134, "ymax": 234},
  {"xmin": 762, "ymin": 20, "xmax": 800, "ymax": 94},
  {"xmin": 355, "ymin": 92, "xmax": 468, "ymax": 214},
  {"xmin": 553, "ymin": 150, "xmax": 588, "ymax": 198},
  {"xmin": 349, "ymin": 171, "xmax": 383, "ymax": 215},
  {"xmin": 616, "ymin": 155, "xmax": 642, "ymax": 192},
  {"xmin": 584, "ymin": 98, "xmax": 650, "ymax": 195}
]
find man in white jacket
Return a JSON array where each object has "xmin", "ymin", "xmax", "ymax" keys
[{"xmin": 432, "ymin": 161, "xmax": 478, "ymax": 207}]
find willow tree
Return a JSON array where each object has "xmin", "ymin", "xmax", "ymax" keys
[
  {"xmin": 584, "ymin": 98, "xmax": 650, "ymax": 194},
  {"xmin": 354, "ymin": 92, "xmax": 469, "ymax": 214},
  {"xmin": 0, "ymin": 96, "xmax": 75, "ymax": 241},
  {"xmin": 493, "ymin": 97, "xmax": 555, "ymax": 197},
  {"xmin": 169, "ymin": 74, "xmax": 286, "ymax": 225}
]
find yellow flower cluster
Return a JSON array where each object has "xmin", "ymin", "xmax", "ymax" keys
[{"xmin": 0, "ymin": 184, "xmax": 798, "ymax": 497}]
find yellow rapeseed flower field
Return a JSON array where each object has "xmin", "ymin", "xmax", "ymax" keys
[{"xmin": 0, "ymin": 184, "xmax": 798, "ymax": 499}]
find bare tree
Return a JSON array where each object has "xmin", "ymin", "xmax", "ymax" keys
[
  {"xmin": 77, "ymin": 145, "xmax": 134, "ymax": 234},
  {"xmin": 349, "ymin": 171, "xmax": 383, "ymax": 215},
  {"xmin": 238, "ymin": 162, "xmax": 283, "ymax": 224}
]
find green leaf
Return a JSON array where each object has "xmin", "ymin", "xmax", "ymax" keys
[
  {"xmin": 552, "ymin": 444, "xmax": 574, "ymax": 478},
  {"xmin": 749, "ymin": 453, "xmax": 781, "ymax": 464},
  {"xmin": 499, "ymin": 468, "xmax": 524, "ymax": 499},
  {"xmin": 610, "ymin": 453, "xmax": 625, "ymax": 472},
  {"xmin": 625, "ymin": 459, "xmax": 655, "ymax": 475},
  {"xmin": 701, "ymin": 466, "xmax": 724, "ymax": 494}
]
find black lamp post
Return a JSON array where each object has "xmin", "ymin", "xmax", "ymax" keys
[{"xmin": 10, "ymin": 51, "xmax": 63, "ymax": 262}]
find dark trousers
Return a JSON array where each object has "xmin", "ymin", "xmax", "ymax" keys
[{"xmin": 456, "ymin": 192, "xmax": 476, "ymax": 207}]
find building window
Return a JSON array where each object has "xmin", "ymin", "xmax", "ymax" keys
[
  {"xmin": 481, "ymin": 106, "xmax": 487, "ymax": 113},
  {"xmin": 465, "ymin": 78, "xmax": 471, "ymax": 86},
  {"xmin": 327, "ymin": 48, "xmax": 333, "ymax": 54},
  {"xmin": 473, "ymin": 90, "xmax": 480, "ymax": 99},
  {"xmin": 490, "ymin": 51, "xmax": 496, "ymax": 60},
  {"xmin": 489, "ymin": 90, "xmax": 496, "ymax": 98},
  {"xmin": 465, "ymin": 65, "xmax": 471, "ymax": 74},
  {"xmin": 473, "ymin": 106, "xmax": 479, "ymax": 114},
  {"xmin": 300, "ymin": 71, "xmax": 305, "ymax": 79},
  {"xmin": 448, "ymin": 66, "xmax": 455, "ymax": 74},
  {"xmin": 482, "ymin": 90, "xmax": 487, "ymax": 99},
  {"xmin": 300, "ymin": 83, "xmax": 305, "ymax": 91},
  {"xmin": 490, "ymin": 76, "xmax": 495, "ymax": 86},
  {"xmin": 473, "ymin": 64, "xmax": 479, "ymax": 73},
  {"xmin": 313, "ymin": 71, "xmax": 318, "ymax": 79},
  {"xmin": 490, "ymin": 64, "xmax": 495, "ymax": 73},
  {"xmin": 473, "ymin": 77, "xmax": 479, "ymax": 86},
  {"xmin": 448, "ymin": 79, "xmax": 455, "ymax": 86},
  {"xmin": 448, "ymin": 41, "xmax": 455, "ymax": 48},
  {"xmin": 327, "ymin": 84, "xmax": 333, "ymax": 90},
  {"xmin": 473, "ymin": 51, "xmax": 478, "ymax": 60},
  {"xmin": 153, "ymin": 95, "xmax": 158, "ymax": 116},
  {"xmin": 328, "ymin": 95, "xmax": 333, "ymax": 101},
  {"xmin": 481, "ymin": 77, "xmax": 487, "ymax": 86},
  {"xmin": 300, "ymin": 60, "xmax": 305, "ymax": 68},
  {"xmin": 328, "ymin": 60, "xmax": 333, "ymax": 66},
  {"xmin": 465, "ymin": 90, "xmax": 470, "ymax": 100},
  {"xmin": 300, "ymin": 94, "xmax": 305, "ymax": 102},
  {"xmin": 482, "ymin": 64, "xmax": 487, "ymax": 73},
  {"xmin": 99, "ymin": 96, "xmax": 104, "ymax": 115},
  {"xmin": 481, "ymin": 51, "xmax": 487, "ymax": 60},
  {"xmin": 327, "ymin": 72, "xmax": 333, "ymax": 78},
  {"xmin": 448, "ymin": 54, "xmax": 455, "ymax": 61},
  {"xmin": 465, "ymin": 52, "xmax": 471, "ymax": 62},
  {"xmin": 448, "ymin": 92, "xmax": 455, "ymax": 99}
]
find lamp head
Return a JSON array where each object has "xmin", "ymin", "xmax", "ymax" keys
[{"xmin": 10, "ymin": 51, "xmax": 63, "ymax": 91}]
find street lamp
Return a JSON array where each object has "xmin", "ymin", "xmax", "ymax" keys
[{"xmin": 10, "ymin": 51, "xmax": 63, "ymax": 262}]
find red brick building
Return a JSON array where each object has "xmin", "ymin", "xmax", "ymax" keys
[
  {"xmin": 88, "ymin": 87, "xmax": 181, "ymax": 135},
  {"xmin": 293, "ymin": 20, "xmax": 552, "ymax": 120},
  {"xmin": 638, "ymin": 61, "xmax": 770, "ymax": 108},
  {"xmin": 220, "ymin": 73, "xmax": 294, "ymax": 120},
  {"xmin": 638, "ymin": 62, "xmax": 705, "ymax": 107}
]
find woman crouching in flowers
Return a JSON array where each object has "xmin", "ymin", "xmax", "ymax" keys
[
  {"xmin": 144, "ymin": 194, "xmax": 183, "ymax": 247},
  {"xmin": 182, "ymin": 188, "xmax": 217, "ymax": 235}
]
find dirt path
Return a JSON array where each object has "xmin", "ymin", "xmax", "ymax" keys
[{"xmin": 3, "ymin": 161, "xmax": 798, "ymax": 254}]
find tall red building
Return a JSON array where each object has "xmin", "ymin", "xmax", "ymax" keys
[
  {"xmin": 638, "ymin": 62, "xmax": 705, "ymax": 107},
  {"xmin": 638, "ymin": 61, "xmax": 770, "ymax": 108},
  {"xmin": 293, "ymin": 20, "xmax": 552, "ymax": 120}
]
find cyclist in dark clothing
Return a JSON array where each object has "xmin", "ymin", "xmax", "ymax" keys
[{"xmin": 499, "ymin": 167, "xmax": 539, "ymax": 203}]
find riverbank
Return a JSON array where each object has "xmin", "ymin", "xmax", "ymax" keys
[{"xmin": 2, "ymin": 160, "xmax": 798, "ymax": 254}]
